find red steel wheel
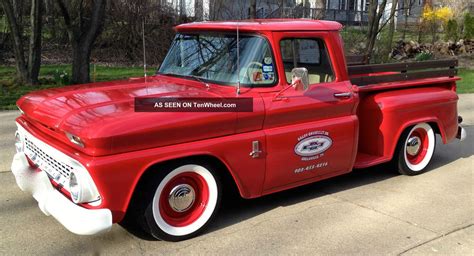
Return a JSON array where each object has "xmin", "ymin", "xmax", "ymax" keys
[
  {"xmin": 397, "ymin": 123, "xmax": 436, "ymax": 175},
  {"xmin": 158, "ymin": 172, "xmax": 210, "ymax": 227},
  {"xmin": 149, "ymin": 164, "xmax": 220, "ymax": 240}
]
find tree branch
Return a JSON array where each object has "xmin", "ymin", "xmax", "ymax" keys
[
  {"xmin": 1, "ymin": 0, "xmax": 27, "ymax": 76},
  {"xmin": 55, "ymin": 0, "xmax": 75, "ymax": 43},
  {"xmin": 82, "ymin": 0, "xmax": 106, "ymax": 47}
]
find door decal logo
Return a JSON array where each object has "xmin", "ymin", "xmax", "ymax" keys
[{"xmin": 295, "ymin": 131, "xmax": 332, "ymax": 161}]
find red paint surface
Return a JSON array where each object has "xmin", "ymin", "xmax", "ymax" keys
[{"xmin": 15, "ymin": 20, "xmax": 460, "ymax": 224}]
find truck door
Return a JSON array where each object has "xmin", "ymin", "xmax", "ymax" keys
[{"xmin": 262, "ymin": 32, "xmax": 358, "ymax": 192}]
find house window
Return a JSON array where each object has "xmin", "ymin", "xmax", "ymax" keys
[
  {"xmin": 348, "ymin": 0, "xmax": 356, "ymax": 11},
  {"xmin": 340, "ymin": 0, "xmax": 346, "ymax": 10}
]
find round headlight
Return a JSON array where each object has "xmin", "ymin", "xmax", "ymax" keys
[
  {"xmin": 69, "ymin": 170, "xmax": 100, "ymax": 204},
  {"xmin": 69, "ymin": 172, "xmax": 82, "ymax": 203},
  {"xmin": 15, "ymin": 131, "xmax": 23, "ymax": 153}
]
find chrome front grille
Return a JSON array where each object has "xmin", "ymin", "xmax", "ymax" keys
[{"xmin": 21, "ymin": 132, "xmax": 74, "ymax": 189}]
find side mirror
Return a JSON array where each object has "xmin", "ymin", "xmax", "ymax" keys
[{"xmin": 291, "ymin": 67, "xmax": 309, "ymax": 91}]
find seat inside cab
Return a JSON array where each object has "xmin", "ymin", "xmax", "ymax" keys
[{"xmin": 280, "ymin": 38, "xmax": 335, "ymax": 85}]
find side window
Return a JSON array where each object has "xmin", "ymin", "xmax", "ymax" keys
[{"xmin": 280, "ymin": 38, "xmax": 335, "ymax": 84}]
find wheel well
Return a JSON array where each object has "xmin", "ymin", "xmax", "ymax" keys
[
  {"xmin": 130, "ymin": 155, "xmax": 241, "ymax": 208},
  {"xmin": 402, "ymin": 121, "xmax": 440, "ymax": 136},
  {"xmin": 391, "ymin": 121, "xmax": 442, "ymax": 162},
  {"xmin": 428, "ymin": 121, "xmax": 442, "ymax": 136}
]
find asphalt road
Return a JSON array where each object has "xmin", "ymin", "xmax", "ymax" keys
[{"xmin": 0, "ymin": 95, "xmax": 473, "ymax": 255}]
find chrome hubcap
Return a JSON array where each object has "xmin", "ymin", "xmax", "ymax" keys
[
  {"xmin": 168, "ymin": 184, "xmax": 195, "ymax": 212},
  {"xmin": 406, "ymin": 136, "xmax": 421, "ymax": 156}
]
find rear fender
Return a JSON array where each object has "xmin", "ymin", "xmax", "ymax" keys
[{"xmin": 357, "ymin": 86, "xmax": 458, "ymax": 162}]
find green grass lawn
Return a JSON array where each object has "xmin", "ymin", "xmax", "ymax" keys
[
  {"xmin": 0, "ymin": 65, "xmax": 155, "ymax": 110},
  {"xmin": 0, "ymin": 65, "xmax": 473, "ymax": 110},
  {"xmin": 457, "ymin": 69, "xmax": 474, "ymax": 94},
  {"xmin": 0, "ymin": 64, "xmax": 154, "ymax": 83}
]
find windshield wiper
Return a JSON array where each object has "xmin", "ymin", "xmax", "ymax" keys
[
  {"xmin": 187, "ymin": 75, "xmax": 211, "ymax": 89},
  {"xmin": 158, "ymin": 72, "xmax": 210, "ymax": 89}
]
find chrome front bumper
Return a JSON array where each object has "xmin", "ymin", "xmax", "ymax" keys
[{"xmin": 11, "ymin": 152, "xmax": 112, "ymax": 235}]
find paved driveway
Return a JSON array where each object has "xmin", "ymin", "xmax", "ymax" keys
[{"xmin": 0, "ymin": 95, "xmax": 473, "ymax": 255}]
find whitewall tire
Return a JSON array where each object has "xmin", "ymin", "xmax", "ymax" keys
[
  {"xmin": 131, "ymin": 162, "xmax": 222, "ymax": 241},
  {"xmin": 151, "ymin": 164, "xmax": 218, "ymax": 238},
  {"xmin": 396, "ymin": 123, "xmax": 436, "ymax": 175}
]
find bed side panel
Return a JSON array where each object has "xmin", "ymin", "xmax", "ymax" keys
[{"xmin": 356, "ymin": 85, "xmax": 458, "ymax": 165}]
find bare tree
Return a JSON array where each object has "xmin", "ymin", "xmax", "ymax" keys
[
  {"xmin": 55, "ymin": 0, "xmax": 107, "ymax": 84},
  {"xmin": 1, "ymin": 0, "xmax": 43, "ymax": 85},
  {"xmin": 387, "ymin": 0, "xmax": 398, "ymax": 55},
  {"xmin": 401, "ymin": 0, "xmax": 415, "ymax": 40},
  {"xmin": 194, "ymin": 0, "xmax": 203, "ymax": 20},
  {"xmin": 249, "ymin": 0, "xmax": 256, "ymax": 19},
  {"xmin": 365, "ymin": 0, "xmax": 387, "ymax": 62},
  {"xmin": 315, "ymin": 0, "xmax": 327, "ymax": 19},
  {"xmin": 179, "ymin": 0, "xmax": 185, "ymax": 18}
]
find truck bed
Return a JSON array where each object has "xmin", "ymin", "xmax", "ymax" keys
[
  {"xmin": 355, "ymin": 77, "xmax": 460, "ymax": 93},
  {"xmin": 348, "ymin": 59, "xmax": 459, "ymax": 90}
]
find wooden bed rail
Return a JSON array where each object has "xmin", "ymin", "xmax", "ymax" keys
[{"xmin": 348, "ymin": 59, "xmax": 458, "ymax": 86}]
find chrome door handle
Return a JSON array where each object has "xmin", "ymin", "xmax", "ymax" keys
[
  {"xmin": 249, "ymin": 141, "xmax": 262, "ymax": 158},
  {"xmin": 334, "ymin": 92, "xmax": 352, "ymax": 98}
]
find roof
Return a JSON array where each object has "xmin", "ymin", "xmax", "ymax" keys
[{"xmin": 175, "ymin": 19, "xmax": 343, "ymax": 32}]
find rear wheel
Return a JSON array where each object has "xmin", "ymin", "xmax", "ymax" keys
[
  {"xmin": 135, "ymin": 163, "xmax": 221, "ymax": 241},
  {"xmin": 396, "ymin": 123, "xmax": 436, "ymax": 175}
]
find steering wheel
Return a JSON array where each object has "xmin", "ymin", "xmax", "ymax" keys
[{"xmin": 242, "ymin": 61, "xmax": 263, "ymax": 83}]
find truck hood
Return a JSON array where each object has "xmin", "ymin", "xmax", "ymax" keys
[{"xmin": 17, "ymin": 76, "xmax": 238, "ymax": 156}]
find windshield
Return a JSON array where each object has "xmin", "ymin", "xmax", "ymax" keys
[{"xmin": 158, "ymin": 33, "xmax": 277, "ymax": 86}]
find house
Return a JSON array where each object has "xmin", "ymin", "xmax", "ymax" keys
[
  {"xmin": 397, "ymin": 0, "xmax": 426, "ymax": 26},
  {"xmin": 161, "ymin": 0, "xmax": 416, "ymax": 26}
]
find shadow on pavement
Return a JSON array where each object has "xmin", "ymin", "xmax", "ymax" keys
[
  {"xmin": 207, "ymin": 125, "xmax": 474, "ymax": 236},
  {"xmin": 101, "ymin": 126, "xmax": 474, "ymax": 241}
]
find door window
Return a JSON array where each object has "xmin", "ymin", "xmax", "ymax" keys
[{"xmin": 280, "ymin": 38, "xmax": 335, "ymax": 84}]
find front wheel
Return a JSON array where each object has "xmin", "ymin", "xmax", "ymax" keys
[
  {"xmin": 137, "ymin": 163, "xmax": 221, "ymax": 241},
  {"xmin": 396, "ymin": 123, "xmax": 436, "ymax": 175}
]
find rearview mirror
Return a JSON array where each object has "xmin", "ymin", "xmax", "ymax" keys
[{"xmin": 291, "ymin": 67, "xmax": 309, "ymax": 91}]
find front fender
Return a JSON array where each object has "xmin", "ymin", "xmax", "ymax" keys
[{"xmin": 87, "ymin": 130, "xmax": 266, "ymax": 223}]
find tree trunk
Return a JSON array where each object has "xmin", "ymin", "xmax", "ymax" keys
[
  {"xmin": 194, "ymin": 0, "xmax": 203, "ymax": 20},
  {"xmin": 303, "ymin": 0, "xmax": 310, "ymax": 18},
  {"xmin": 249, "ymin": 0, "xmax": 256, "ymax": 19},
  {"xmin": 386, "ymin": 0, "xmax": 398, "ymax": 57},
  {"xmin": 2, "ymin": 0, "xmax": 42, "ymax": 85},
  {"xmin": 402, "ymin": 0, "xmax": 409, "ymax": 40},
  {"xmin": 417, "ymin": 18, "xmax": 422, "ymax": 43},
  {"xmin": 56, "ymin": 0, "xmax": 107, "ymax": 84},
  {"xmin": 27, "ymin": 0, "xmax": 42, "ymax": 85},
  {"xmin": 365, "ymin": 0, "xmax": 387, "ymax": 63},
  {"xmin": 315, "ymin": 0, "xmax": 327, "ymax": 19},
  {"xmin": 431, "ymin": 23, "xmax": 437, "ymax": 44},
  {"xmin": 365, "ymin": 0, "xmax": 377, "ymax": 62},
  {"xmin": 1, "ymin": 0, "xmax": 28, "ymax": 83},
  {"xmin": 71, "ymin": 45, "xmax": 91, "ymax": 84}
]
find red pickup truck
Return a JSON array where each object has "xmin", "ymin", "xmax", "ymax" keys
[{"xmin": 11, "ymin": 19, "xmax": 466, "ymax": 241}]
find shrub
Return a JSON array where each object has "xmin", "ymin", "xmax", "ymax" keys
[
  {"xmin": 445, "ymin": 19, "xmax": 459, "ymax": 41},
  {"xmin": 53, "ymin": 69, "xmax": 69, "ymax": 85},
  {"xmin": 415, "ymin": 51, "xmax": 433, "ymax": 61},
  {"xmin": 340, "ymin": 27, "xmax": 366, "ymax": 54},
  {"xmin": 464, "ymin": 13, "xmax": 474, "ymax": 39},
  {"xmin": 422, "ymin": 6, "xmax": 453, "ymax": 43}
]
